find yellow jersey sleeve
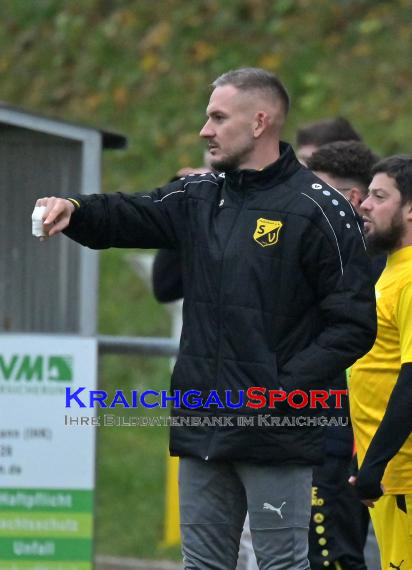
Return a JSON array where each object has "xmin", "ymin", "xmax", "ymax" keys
[{"xmin": 396, "ymin": 281, "xmax": 412, "ymax": 364}]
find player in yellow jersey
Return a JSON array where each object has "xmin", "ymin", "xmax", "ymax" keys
[{"xmin": 350, "ymin": 155, "xmax": 412, "ymax": 569}]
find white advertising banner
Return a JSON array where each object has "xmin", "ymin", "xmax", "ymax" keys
[{"xmin": 0, "ymin": 334, "xmax": 98, "ymax": 570}]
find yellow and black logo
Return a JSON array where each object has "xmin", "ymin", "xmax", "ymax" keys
[{"xmin": 253, "ymin": 218, "xmax": 283, "ymax": 247}]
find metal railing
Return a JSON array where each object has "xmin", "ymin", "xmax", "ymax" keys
[{"xmin": 97, "ymin": 335, "xmax": 179, "ymax": 357}]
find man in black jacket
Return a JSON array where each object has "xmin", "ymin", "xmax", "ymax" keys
[
  {"xmin": 306, "ymin": 141, "xmax": 381, "ymax": 570},
  {"xmin": 35, "ymin": 68, "xmax": 376, "ymax": 570}
]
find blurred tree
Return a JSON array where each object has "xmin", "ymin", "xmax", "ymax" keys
[{"xmin": 1, "ymin": 0, "xmax": 411, "ymax": 192}]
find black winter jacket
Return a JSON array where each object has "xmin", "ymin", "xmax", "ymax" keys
[
  {"xmin": 152, "ymin": 249, "xmax": 184, "ymax": 302},
  {"xmin": 65, "ymin": 143, "xmax": 377, "ymax": 465}
]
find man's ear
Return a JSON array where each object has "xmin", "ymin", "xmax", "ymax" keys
[
  {"xmin": 404, "ymin": 200, "xmax": 412, "ymax": 221},
  {"xmin": 347, "ymin": 187, "xmax": 364, "ymax": 210},
  {"xmin": 253, "ymin": 111, "xmax": 269, "ymax": 138}
]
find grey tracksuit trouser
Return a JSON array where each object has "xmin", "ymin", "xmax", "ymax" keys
[{"xmin": 179, "ymin": 458, "xmax": 313, "ymax": 570}]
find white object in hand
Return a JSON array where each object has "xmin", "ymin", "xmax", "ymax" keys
[{"xmin": 32, "ymin": 206, "xmax": 47, "ymax": 237}]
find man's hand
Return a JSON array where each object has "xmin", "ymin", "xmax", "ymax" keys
[
  {"xmin": 34, "ymin": 197, "xmax": 75, "ymax": 238},
  {"xmin": 348, "ymin": 473, "xmax": 384, "ymax": 508},
  {"xmin": 176, "ymin": 166, "xmax": 211, "ymax": 177}
]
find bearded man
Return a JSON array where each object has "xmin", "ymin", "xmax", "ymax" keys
[{"xmin": 350, "ymin": 155, "xmax": 412, "ymax": 569}]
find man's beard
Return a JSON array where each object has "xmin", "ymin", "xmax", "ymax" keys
[
  {"xmin": 209, "ymin": 142, "xmax": 254, "ymax": 173},
  {"xmin": 365, "ymin": 210, "xmax": 406, "ymax": 256},
  {"xmin": 210, "ymin": 156, "xmax": 241, "ymax": 172}
]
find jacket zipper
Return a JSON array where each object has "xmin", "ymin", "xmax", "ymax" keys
[{"xmin": 205, "ymin": 174, "xmax": 246, "ymax": 461}]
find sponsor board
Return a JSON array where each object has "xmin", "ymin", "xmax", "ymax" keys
[{"xmin": 0, "ymin": 335, "xmax": 97, "ymax": 569}]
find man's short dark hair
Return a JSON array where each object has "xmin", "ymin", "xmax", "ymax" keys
[
  {"xmin": 296, "ymin": 117, "xmax": 361, "ymax": 147},
  {"xmin": 307, "ymin": 141, "xmax": 379, "ymax": 191},
  {"xmin": 372, "ymin": 155, "xmax": 412, "ymax": 204},
  {"xmin": 212, "ymin": 67, "xmax": 290, "ymax": 115}
]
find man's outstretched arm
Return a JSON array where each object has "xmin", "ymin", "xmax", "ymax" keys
[{"xmin": 33, "ymin": 178, "xmax": 188, "ymax": 250}]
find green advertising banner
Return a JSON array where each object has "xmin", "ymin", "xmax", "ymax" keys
[{"xmin": 0, "ymin": 335, "xmax": 97, "ymax": 570}]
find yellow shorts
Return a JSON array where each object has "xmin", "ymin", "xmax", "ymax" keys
[{"xmin": 369, "ymin": 494, "xmax": 412, "ymax": 569}]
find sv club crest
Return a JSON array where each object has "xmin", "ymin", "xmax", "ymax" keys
[{"xmin": 253, "ymin": 218, "xmax": 283, "ymax": 247}]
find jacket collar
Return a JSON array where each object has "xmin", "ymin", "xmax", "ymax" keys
[{"xmin": 224, "ymin": 142, "xmax": 301, "ymax": 191}]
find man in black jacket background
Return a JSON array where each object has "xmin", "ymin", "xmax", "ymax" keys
[
  {"xmin": 306, "ymin": 141, "xmax": 381, "ymax": 570},
  {"xmin": 35, "ymin": 68, "xmax": 376, "ymax": 570}
]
